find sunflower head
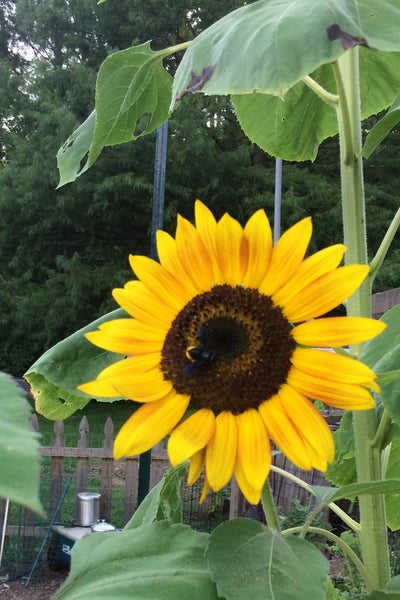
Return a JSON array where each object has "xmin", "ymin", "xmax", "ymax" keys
[{"xmin": 79, "ymin": 201, "xmax": 385, "ymax": 504}]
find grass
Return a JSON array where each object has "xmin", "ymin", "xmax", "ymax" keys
[{"xmin": 30, "ymin": 399, "xmax": 135, "ymax": 447}]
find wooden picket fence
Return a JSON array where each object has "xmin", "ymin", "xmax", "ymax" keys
[
  {"xmin": 30, "ymin": 413, "xmax": 173, "ymax": 526},
  {"xmin": 27, "ymin": 409, "xmax": 344, "ymax": 527}
]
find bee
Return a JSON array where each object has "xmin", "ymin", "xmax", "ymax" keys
[{"xmin": 183, "ymin": 326, "xmax": 217, "ymax": 374}]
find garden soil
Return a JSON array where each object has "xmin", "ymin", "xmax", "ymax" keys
[{"xmin": 0, "ymin": 565, "xmax": 67, "ymax": 599}]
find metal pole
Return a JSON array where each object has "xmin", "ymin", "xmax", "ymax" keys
[
  {"xmin": 0, "ymin": 498, "xmax": 10, "ymax": 569},
  {"xmin": 274, "ymin": 158, "xmax": 282, "ymax": 244},
  {"xmin": 137, "ymin": 121, "xmax": 168, "ymax": 507}
]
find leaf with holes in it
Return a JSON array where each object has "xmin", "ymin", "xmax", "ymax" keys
[
  {"xmin": 0, "ymin": 372, "xmax": 42, "ymax": 513},
  {"xmin": 207, "ymin": 518, "xmax": 328, "ymax": 600},
  {"xmin": 89, "ymin": 42, "xmax": 172, "ymax": 166},
  {"xmin": 24, "ymin": 308, "xmax": 128, "ymax": 420},
  {"xmin": 57, "ymin": 110, "xmax": 96, "ymax": 187}
]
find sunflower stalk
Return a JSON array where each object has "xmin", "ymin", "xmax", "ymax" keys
[{"xmin": 334, "ymin": 48, "xmax": 391, "ymax": 590}]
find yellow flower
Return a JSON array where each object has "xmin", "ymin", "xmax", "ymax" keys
[{"xmin": 79, "ymin": 201, "xmax": 385, "ymax": 504}]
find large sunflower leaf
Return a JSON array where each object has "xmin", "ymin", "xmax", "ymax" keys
[
  {"xmin": 207, "ymin": 518, "xmax": 328, "ymax": 600},
  {"xmin": 233, "ymin": 49, "xmax": 400, "ymax": 161},
  {"xmin": 88, "ymin": 42, "xmax": 172, "ymax": 166},
  {"xmin": 0, "ymin": 372, "xmax": 42, "ymax": 513},
  {"xmin": 57, "ymin": 42, "xmax": 173, "ymax": 187},
  {"xmin": 52, "ymin": 521, "xmax": 218, "ymax": 600},
  {"xmin": 24, "ymin": 308, "xmax": 128, "ymax": 420},
  {"xmin": 124, "ymin": 463, "xmax": 187, "ymax": 530},
  {"xmin": 172, "ymin": 0, "xmax": 400, "ymax": 103},
  {"xmin": 232, "ymin": 64, "xmax": 338, "ymax": 162}
]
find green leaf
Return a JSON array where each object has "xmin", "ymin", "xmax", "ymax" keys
[
  {"xmin": 88, "ymin": 42, "xmax": 172, "ymax": 167},
  {"xmin": 172, "ymin": 0, "xmax": 400, "ymax": 102},
  {"xmin": 207, "ymin": 518, "xmax": 328, "ymax": 600},
  {"xmin": 325, "ymin": 411, "xmax": 357, "ymax": 487},
  {"xmin": 360, "ymin": 305, "xmax": 400, "ymax": 369},
  {"xmin": 124, "ymin": 463, "xmax": 187, "ymax": 530},
  {"xmin": 368, "ymin": 593, "xmax": 400, "ymax": 600},
  {"xmin": 172, "ymin": 1, "xmax": 400, "ymax": 161},
  {"xmin": 0, "ymin": 372, "xmax": 42, "ymax": 513},
  {"xmin": 24, "ymin": 308, "xmax": 129, "ymax": 420},
  {"xmin": 53, "ymin": 521, "xmax": 218, "ymax": 600},
  {"xmin": 384, "ymin": 431, "xmax": 400, "ymax": 531},
  {"xmin": 361, "ymin": 305, "xmax": 400, "ymax": 428},
  {"xmin": 330, "ymin": 479, "xmax": 400, "ymax": 503},
  {"xmin": 56, "ymin": 110, "xmax": 95, "ymax": 187},
  {"xmin": 368, "ymin": 576, "xmax": 400, "ymax": 599},
  {"xmin": 232, "ymin": 64, "xmax": 338, "ymax": 162},
  {"xmin": 363, "ymin": 95, "xmax": 400, "ymax": 158}
]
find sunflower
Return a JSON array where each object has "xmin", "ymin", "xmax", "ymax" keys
[{"xmin": 79, "ymin": 201, "xmax": 385, "ymax": 504}]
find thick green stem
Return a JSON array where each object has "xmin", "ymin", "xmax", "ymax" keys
[{"xmin": 334, "ymin": 49, "xmax": 390, "ymax": 590}]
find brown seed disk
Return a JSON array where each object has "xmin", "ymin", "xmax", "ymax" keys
[{"xmin": 161, "ymin": 285, "xmax": 296, "ymax": 415}]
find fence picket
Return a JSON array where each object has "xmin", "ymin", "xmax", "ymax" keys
[
  {"xmin": 49, "ymin": 420, "xmax": 65, "ymax": 518},
  {"xmin": 74, "ymin": 416, "xmax": 89, "ymax": 522},
  {"xmin": 100, "ymin": 417, "xmax": 114, "ymax": 521}
]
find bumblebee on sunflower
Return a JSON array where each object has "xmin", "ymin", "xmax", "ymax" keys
[{"xmin": 79, "ymin": 201, "xmax": 384, "ymax": 504}]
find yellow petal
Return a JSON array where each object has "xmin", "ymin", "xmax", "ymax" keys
[
  {"xmin": 156, "ymin": 230, "xmax": 199, "ymax": 297},
  {"xmin": 291, "ymin": 348, "xmax": 379, "ymax": 386},
  {"xmin": 78, "ymin": 354, "xmax": 161, "ymax": 397},
  {"xmin": 85, "ymin": 329, "xmax": 161, "ymax": 356},
  {"xmin": 86, "ymin": 318, "xmax": 166, "ymax": 356},
  {"xmin": 113, "ymin": 280, "xmax": 175, "ymax": 328},
  {"xmin": 113, "ymin": 391, "xmax": 189, "ymax": 458},
  {"xmin": 259, "ymin": 395, "xmax": 312, "ymax": 471},
  {"xmin": 292, "ymin": 317, "xmax": 386, "ymax": 347},
  {"xmin": 215, "ymin": 213, "xmax": 246, "ymax": 286},
  {"xmin": 129, "ymin": 254, "xmax": 192, "ymax": 311},
  {"xmin": 188, "ymin": 449, "xmax": 205, "ymax": 485},
  {"xmin": 278, "ymin": 384, "xmax": 334, "ymax": 467},
  {"xmin": 175, "ymin": 215, "xmax": 215, "ymax": 291},
  {"xmin": 234, "ymin": 409, "xmax": 271, "ymax": 504},
  {"xmin": 272, "ymin": 244, "xmax": 346, "ymax": 308},
  {"xmin": 287, "ymin": 366, "xmax": 375, "ymax": 410},
  {"xmin": 242, "ymin": 210, "xmax": 273, "ymax": 288},
  {"xmin": 112, "ymin": 368, "xmax": 173, "ymax": 402},
  {"xmin": 195, "ymin": 200, "xmax": 223, "ymax": 283},
  {"xmin": 206, "ymin": 411, "xmax": 238, "ymax": 491},
  {"xmin": 200, "ymin": 477, "xmax": 210, "ymax": 503},
  {"xmin": 282, "ymin": 265, "xmax": 370, "ymax": 322},
  {"xmin": 168, "ymin": 408, "xmax": 216, "ymax": 466},
  {"xmin": 259, "ymin": 217, "xmax": 312, "ymax": 296},
  {"xmin": 100, "ymin": 318, "xmax": 165, "ymax": 341}
]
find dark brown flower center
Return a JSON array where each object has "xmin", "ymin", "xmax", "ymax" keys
[{"xmin": 161, "ymin": 285, "xmax": 296, "ymax": 415}]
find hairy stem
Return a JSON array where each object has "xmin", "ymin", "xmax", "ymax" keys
[
  {"xmin": 334, "ymin": 48, "xmax": 390, "ymax": 591},
  {"xmin": 302, "ymin": 75, "xmax": 339, "ymax": 106}
]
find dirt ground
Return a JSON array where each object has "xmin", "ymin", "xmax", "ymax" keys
[{"xmin": 0, "ymin": 565, "xmax": 67, "ymax": 600}]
